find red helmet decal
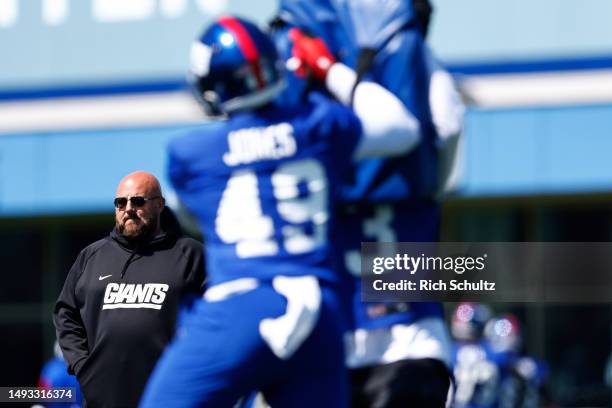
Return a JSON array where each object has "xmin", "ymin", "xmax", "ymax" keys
[{"xmin": 218, "ymin": 16, "xmax": 265, "ymax": 89}]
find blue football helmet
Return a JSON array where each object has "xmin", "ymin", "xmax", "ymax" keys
[
  {"xmin": 189, "ymin": 16, "xmax": 286, "ymax": 115},
  {"xmin": 484, "ymin": 314, "xmax": 522, "ymax": 353},
  {"xmin": 451, "ymin": 302, "xmax": 493, "ymax": 342}
]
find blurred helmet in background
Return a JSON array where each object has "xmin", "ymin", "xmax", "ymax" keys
[
  {"xmin": 451, "ymin": 302, "xmax": 493, "ymax": 341},
  {"xmin": 189, "ymin": 16, "xmax": 286, "ymax": 116},
  {"xmin": 484, "ymin": 314, "xmax": 522, "ymax": 353}
]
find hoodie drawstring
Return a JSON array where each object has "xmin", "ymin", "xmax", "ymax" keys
[{"xmin": 121, "ymin": 248, "xmax": 139, "ymax": 279}]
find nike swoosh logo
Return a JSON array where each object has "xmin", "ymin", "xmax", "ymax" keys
[{"xmin": 99, "ymin": 274, "xmax": 113, "ymax": 281}]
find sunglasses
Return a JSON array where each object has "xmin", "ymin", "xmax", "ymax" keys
[{"xmin": 114, "ymin": 196, "xmax": 161, "ymax": 209}]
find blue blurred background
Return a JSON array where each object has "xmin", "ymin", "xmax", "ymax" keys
[{"xmin": 0, "ymin": 0, "xmax": 611, "ymax": 405}]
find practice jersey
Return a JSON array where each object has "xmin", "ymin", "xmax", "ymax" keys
[
  {"xmin": 339, "ymin": 201, "xmax": 443, "ymax": 330},
  {"xmin": 338, "ymin": 29, "xmax": 438, "ymax": 202},
  {"xmin": 276, "ymin": 0, "xmax": 446, "ymax": 334},
  {"xmin": 279, "ymin": 0, "xmax": 439, "ymax": 202},
  {"xmin": 168, "ymin": 93, "xmax": 361, "ymax": 286}
]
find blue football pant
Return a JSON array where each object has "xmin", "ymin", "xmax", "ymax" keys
[{"xmin": 140, "ymin": 280, "xmax": 348, "ymax": 408}]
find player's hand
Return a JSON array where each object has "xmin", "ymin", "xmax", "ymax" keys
[{"xmin": 288, "ymin": 28, "xmax": 336, "ymax": 81}]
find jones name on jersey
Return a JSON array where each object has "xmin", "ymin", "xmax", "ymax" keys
[{"xmin": 223, "ymin": 122, "xmax": 297, "ymax": 166}]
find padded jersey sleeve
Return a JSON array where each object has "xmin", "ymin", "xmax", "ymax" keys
[
  {"xmin": 424, "ymin": 47, "xmax": 465, "ymax": 142},
  {"xmin": 325, "ymin": 62, "xmax": 422, "ymax": 160}
]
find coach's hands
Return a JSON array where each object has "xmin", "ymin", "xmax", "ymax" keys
[{"xmin": 288, "ymin": 28, "xmax": 336, "ymax": 81}]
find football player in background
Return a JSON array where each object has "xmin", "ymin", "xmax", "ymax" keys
[
  {"xmin": 139, "ymin": 16, "xmax": 425, "ymax": 407},
  {"xmin": 36, "ymin": 341, "xmax": 82, "ymax": 408},
  {"xmin": 453, "ymin": 309, "xmax": 554, "ymax": 408},
  {"xmin": 451, "ymin": 302, "xmax": 497, "ymax": 407},
  {"xmin": 483, "ymin": 315, "xmax": 554, "ymax": 408},
  {"xmin": 271, "ymin": 0, "xmax": 464, "ymax": 406}
]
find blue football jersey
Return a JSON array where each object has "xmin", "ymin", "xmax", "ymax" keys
[
  {"xmin": 338, "ymin": 201, "xmax": 443, "ymax": 330},
  {"xmin": 279, "ymin": 0, "xmax": 438, "ymax": 201},
  {"xmin": 336, "ymin": 41, "xmax": 444, "ymax": 328},
  {"xmin": 168, "ymin": 93, "xmax": 361, "ymax": 286},
  {"xmin": 339, "ymin": 30, "xmax": 438, "ymax": 202},
  {"xmin": 276, "ymin": 0, "xmax": 445, "ymax": 332}
]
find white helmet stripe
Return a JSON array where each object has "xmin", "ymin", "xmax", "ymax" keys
[{"xmin": 190, "ymin": 41, "xmax": 213, "ymax": 77}]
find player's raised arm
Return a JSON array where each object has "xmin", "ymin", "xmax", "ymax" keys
[
  {"xmin": 425, "ymin": 47, "xmax": 465, "ymax": 143},
  {"xmin": 289, "ymin": 28, "xmax": 421, "ymax": 159}
]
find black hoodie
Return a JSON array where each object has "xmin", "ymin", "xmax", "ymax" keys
[{"xmin": 53, "ymin": 208, "xmax": 205, "ymax": 408}]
